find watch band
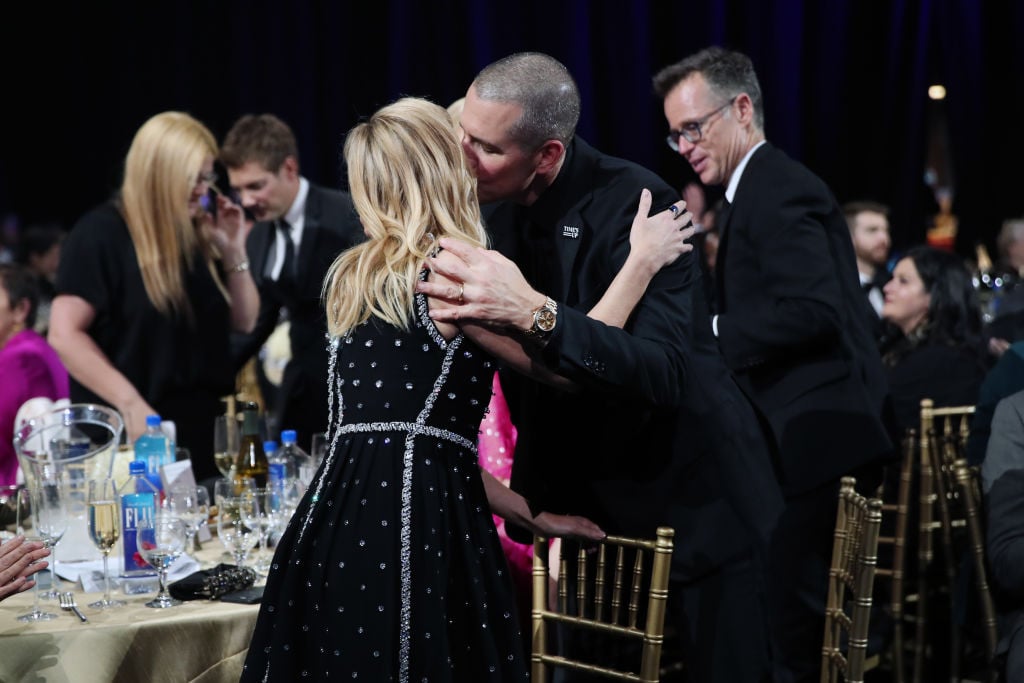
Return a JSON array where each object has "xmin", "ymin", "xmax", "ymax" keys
[{"xmin": 524, "ymin": 296, "xmax": 558, "ymax": 341}]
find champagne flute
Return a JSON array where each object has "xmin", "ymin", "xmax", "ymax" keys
[
  {"xmin": 36, "ymin": 465, "xmax": 65, "ymax": 600},
  {"xmin": 213, "ymin": 415, "xmax": 240, "ymax": 479},
  {"xmin": 16, "ymin": 485, "xmax": 66, "ymax": 622},
  {"xmin": 166, "ymin": 485, "xmax": 210, "ymax": 561},
  {"xmin": 136, "ymin": 515, "xmax": 187, "ymax": 608},
  {"xmin": 87, "ymin": 478, "xmax": 125, "ymax": 609},
  {"xmin": 218, "ymin": 496, "xmax": 256, "ymax": 568}
]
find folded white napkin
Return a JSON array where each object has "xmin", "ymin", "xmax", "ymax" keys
[{"xmin": 58, "ymin": 554, "xmax": 201, "ymax": 593}]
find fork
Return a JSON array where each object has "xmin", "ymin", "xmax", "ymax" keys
[{"xmin": 58, "ymin": 592, "xmax": 88, "ymax": 623}]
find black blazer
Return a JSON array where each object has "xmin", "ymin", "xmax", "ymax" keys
[
  {"xmin": 715, "ymin": 143, "xmax": 892, "ymax": 495},
  {"xmin": 231, "ymin": 183, "xmax": 363, "ymax": 440}
]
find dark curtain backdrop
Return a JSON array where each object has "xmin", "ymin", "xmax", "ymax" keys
[{"xmin": 4, "ymin": 1, "xmax": 1022, "ymax": 259}]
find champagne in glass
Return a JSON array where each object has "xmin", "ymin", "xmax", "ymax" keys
[
  {"xmin": 213, "ymin": 415, "xmax": 240, "ymax": 479},
  {"xmin": 87, "ymin": 479, "xmax": 125, "ymax": 609},
  {"xmin": 136, "ymin": 515, "xmax": 187, "ymax": 608}
]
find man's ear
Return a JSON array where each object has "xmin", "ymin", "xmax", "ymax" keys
[
  {"xmin": 280, "ymin": 156, "xmax": 300, "ymax": 180},
  {"xmin": 534, "ymin": 140, "xmax": 566, "ymax": 175},
  {"xmin": 734, "ymin": 93, "xmax": 756, "ymax": 127}
]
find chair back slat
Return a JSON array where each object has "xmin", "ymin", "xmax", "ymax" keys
[
  {"xmin": 595, "ymin": 544, "xmax": 608, "ymax": 621},
  {"xmin": 611, "ymin": 545, "xmax": 625, "ymax": 625},
  {"xmin": 577, "ymin": 544, "xmax": 588, "ymax": 619}
]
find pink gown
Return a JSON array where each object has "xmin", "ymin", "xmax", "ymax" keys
[{"xmin": 477, "ymin": 372, "xmax": 534, "ymax": 609}]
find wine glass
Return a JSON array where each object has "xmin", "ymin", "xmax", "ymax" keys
[
  {"xmin": 166, "ymin": 485, "xmax": 210, "ymax": 561},
  {"xmin": 213, "ymin": 415, "xmax": 240, "ymax": 479},
  {"xmin": 242, "ymin": 488, "xmax": 275, "ymax": 572},
  {"xmin": 217, "ymin": 496, "xmax": 256, "ymax": 568},
  {"xmin": 86, "ymin": 478, "xmax": 126, "ymax": 609},
  {"xmin": 35, "ymin": 464, "xmax": 65, "ymax": 601},
  {"xmin": 136, "ymin": 515, "xmax": 187, "ymax": 608},
  {"xmin": 214, "ymin": 475, "xmax": 255, "ymax": 506},
  {"xmin": 16, "ymin": 485, "xmax": 67, "ymax": 622}
]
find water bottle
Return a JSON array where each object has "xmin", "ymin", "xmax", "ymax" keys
[
  {"xmin": 121, "ymin": 460, "xmax": 159, "ymax": 582},
  {"xmin": 279, "ymin": 429, "xmax": 315, "ymax": 489},
  {"xmin": 134, "ymin": 415, "xmax": 170, "ymax": 496},
  {"xmin": 265, "ymin": 440, "xmax": 286, "ymax": 489}
]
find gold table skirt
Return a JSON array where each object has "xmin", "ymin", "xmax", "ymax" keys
[{"xmin": 0, "ymin": 548, "xmax": 259, "ymax": 683}]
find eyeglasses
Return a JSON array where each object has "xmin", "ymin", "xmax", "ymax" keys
[{"xmin": 666, "ymin": 97, "xmax": 737, "ymax": 152}]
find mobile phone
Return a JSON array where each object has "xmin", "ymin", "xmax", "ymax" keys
[{"xmin": 220, "ymin": 585, "xmax": 265, "ymax": 604}]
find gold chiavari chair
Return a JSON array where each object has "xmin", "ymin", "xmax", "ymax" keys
[
  {"xmin": 916, "ymin": 399, "xmax": 977, "ymax": 682},
  {"xmin": 531, "ymin": 527, "xmax": 675, "ymax": 683},
  {"xmin": 821, "ymin": 476, "xmax": 884, "ymax": 683}
]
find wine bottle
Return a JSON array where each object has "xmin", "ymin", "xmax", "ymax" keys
[{"xmin": 234, "ymin": 401, "xmax": 268, "ymax": 487}]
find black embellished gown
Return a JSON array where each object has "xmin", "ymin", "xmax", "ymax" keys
[{"xmin": 241, "ymin": 290, "xmax": 528, "ymax": 682}]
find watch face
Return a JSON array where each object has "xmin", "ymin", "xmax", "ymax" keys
[{"xmin": 535, "ymin": 308, "xmax": 557, "ymax": 333}]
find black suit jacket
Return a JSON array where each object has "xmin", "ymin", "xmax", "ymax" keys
[
  {"xmin": 488, "ymin": 138, "xmax": 780, "ymax": 577},
  {"xmin": 714, "ymin": 142, "xmax": 892, "ymax": 496},
  {"xmin": 231, "ymin": 183, "xmax": 363, "ymax": 445}
]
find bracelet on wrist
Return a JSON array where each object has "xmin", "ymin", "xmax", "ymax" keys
[{"xmin": 227, "ymin": 259, "xmax": 250, "ymax": 274}]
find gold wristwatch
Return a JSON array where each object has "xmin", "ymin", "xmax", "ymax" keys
[{"xmin": 524, "ymin": 296, "xmax": 558, "ymax": 341}]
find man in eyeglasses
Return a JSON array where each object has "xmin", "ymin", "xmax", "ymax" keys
[
  {"xmin": 654, "ymin": 47, "xmax": 894, "ymax": 682},
  {"xmin": 220, "ymin": 114, "xmax": 363, "ymax": 451}
]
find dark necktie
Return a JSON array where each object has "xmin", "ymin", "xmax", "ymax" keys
[
  {"xmin": 277, "ymin": 218, "xmax": 296, "ymax": 287},
  {"xmin": 717, "ymin": 197, "xmax": 733, "ymax": 232}
]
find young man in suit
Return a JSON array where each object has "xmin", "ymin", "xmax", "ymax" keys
[
  {"xmin": 654, "ymin": 47, "xmax": 893, "ymax": 682},
  {"xmin": 843, "ymin": 200, "xmax": 892, "ymax": 318},
  {"xmin": 220, "ymin": 114, "xmax": 363, "ymax": 451},
  {"xmin": 420, "ymin": 52, "xmax": 781, "ymax": 682}
]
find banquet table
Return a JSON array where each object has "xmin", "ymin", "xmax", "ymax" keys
[{"xmin": 0, "ymin": 547, "xmax": 260, "ymax": 683}]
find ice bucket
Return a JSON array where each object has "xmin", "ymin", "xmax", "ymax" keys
[{"xmin": 14, "ymin": 404, "xmax": 125, "ymax": 561}]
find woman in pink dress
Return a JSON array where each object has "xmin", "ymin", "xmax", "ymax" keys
[{"xmin": 0, "ymin": 264, "xmax": 69, "ymax": 486}]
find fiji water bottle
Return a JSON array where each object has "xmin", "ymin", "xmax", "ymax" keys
[{"xmin": 121, "ymin": 460, "xmax": 159, "ymax": 582}]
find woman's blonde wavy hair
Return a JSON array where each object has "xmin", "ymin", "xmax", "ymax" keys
[
  {"xmin": 120, "ymin": 111, "xmax": 224, "ymax": 320},
  {"xmin": 324, "ymin": 97, "xmax": 487, "ymax": 337}
]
